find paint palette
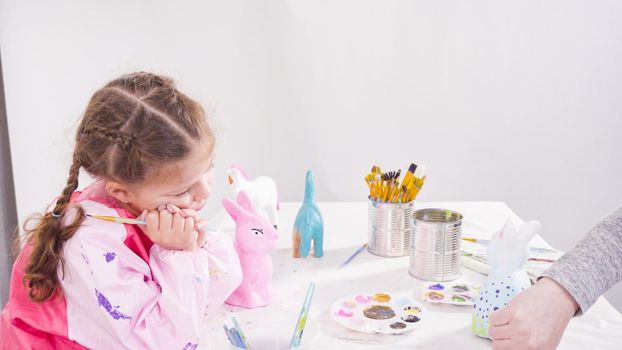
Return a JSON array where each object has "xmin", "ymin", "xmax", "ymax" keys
[
  {"xmin": 330, "ymin": 291, "xmax": 426, "ymax": 334},
  {"xmin": 421, "ymin": 282, "xmax": 480, "ymax": 306}
]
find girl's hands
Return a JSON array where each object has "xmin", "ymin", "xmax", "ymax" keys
[{"xmin": 139, "ymin": 204, "xmax": 208, "ymax": 251}]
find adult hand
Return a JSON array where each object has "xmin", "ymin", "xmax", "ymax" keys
[{"xmin": 489, "ymin": 277, "xmax": 579, "ymax": 350}]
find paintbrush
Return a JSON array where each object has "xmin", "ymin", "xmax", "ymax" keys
[
  {"xmin": 366, "ymin": 165, "xmax": 381, "ymax": 192},
  {"xmin": 86, "ymin": 214, "xmax": 218, "ymax": 232},
  {"xmin": 413, "ymin": 164, "xmax": 426, "ymax": 180},
  {"xmin": 529, "ymin": 246, "xmax": 561, "ymax": 254},
  {"xmin": 364, "ymin": 167, "xmax": 378, "ymax": 188},
  {"xmin": 337, "ymin": 243, "xmax": 368, "ymax": 270},
  {"xmin": 379, "ymin": 173, "xmax": 389, "ymax": 200},
  {"xmin": 223, "ymin": 325, "xmax": 239, "ymax": 348},
  {"xmin": 381, "ymin": 171, "xmax": 398, "ymax": 201},
  {"xmin": 408, "ymin": 175, "xmax": 426, "ymax": 201},
  {"xmin": 368, "ymin": 179, "xmax": 376, "ymax": 200},
  {"xmin": 393, "ymin": 169, "xmax": 403, "ymax": 202},
  {"xmin": 462, "ymin": 237, "xmax": 490, "ymax": 244},
  {"xmin": 400, "ymin": 184, "xmax": 408, "ymax": 203},
  {"xmin": 528, "ymin": 257, "xmax": 557, "ymax": 263},
  {"xmin": 371, "ymin": 165, "xmax": 382, "ymax": 175},
  {"xmin": 229, "ymin": 327, "xmax": 245, "ymax": 349},
  {"xmin": 289, "ymin": 282, "xmax": 316, "ymax": 349},
  {"xmin": 373, "ymin": 174, "xmax": 382, "ymax": 201},
  {"xmin": 406, "ymin": 182, "xmax": 418, "ymax": 202},
  {"xmin": 401, "ymin": 163, "xmax": 417, "ymax": 191},
  {"xmin": 86, "ymin": 214, "xmax": 146, "ymax": 225},
  {"xmin": 385, "ymin": 178, "xmax": 395, "ymax": 202},
  {"xmin": 406, "ymin": 165, "xmax": 426, "ymax": 200},
  {"xmin": 388, "ymin": 169, "xmax": 401, "ymax": 201},
  {"xmin": 232, "ymin": 317, "xmax": 251, "ymax": 349}
]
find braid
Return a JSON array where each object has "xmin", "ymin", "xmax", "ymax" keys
[
  {"xmin": 81, "ymin": 125, "xmax": 135, "ymax": 152},
  {"xmin": 52, "ymin": 154, "xmax": 82, "ymax": 216},
  {"xmin": 23, "ymin": 154, "xmax": 86, "ymax": 301}
]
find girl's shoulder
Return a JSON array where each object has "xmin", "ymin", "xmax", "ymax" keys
[
  {"xmin": 62, "ymin": 199, "xmax": 153, "ymax": 275},
  {"xmin": 71, "ymin": 180, "xmax": 121, "ymax": 209},
  {"xmin": 63, "ymin": 200, "xmax": 130, "ymax": 247},
  {"xmin": 64, "ymin": 181, "xmax": 127, "ymax": 239},
  {"xmin": 63, "ymin": 181, "xmax": 153, "ymax": 265}
]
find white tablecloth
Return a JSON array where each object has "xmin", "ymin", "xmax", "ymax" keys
[{"xmin": 201, "ymin": 202, "xmax": 622, "ymax": 349}]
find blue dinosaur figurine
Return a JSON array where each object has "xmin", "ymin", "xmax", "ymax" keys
[{"xmin": 292, "ymin": 170, "xmax": 324, "ymax": 258}]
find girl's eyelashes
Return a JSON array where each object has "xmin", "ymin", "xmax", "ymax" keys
[
  {"xmin": 169, "ymin": 162, "xmax": 212, "ymax": 197},
  {"xmin": 173, "ymin": 188, "xmax": 191, "ymax": 197}
]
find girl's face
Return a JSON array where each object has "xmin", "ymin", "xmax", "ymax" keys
[{"xmin": 107, "ymin": 147, "xmax": 214, "ymax": 215}]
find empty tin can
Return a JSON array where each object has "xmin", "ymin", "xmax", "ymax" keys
[{"xmin": 410, "ymin": 208, "xmax": 463, "ymax": 281}]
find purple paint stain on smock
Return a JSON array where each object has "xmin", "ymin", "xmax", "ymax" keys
[
  {"xmin": 182, "ymin": 343, "xmax": 198, "ymax": 350},
  {"xmin": 95, "ymin": 289, "xmax": 131, "ymax": 321},
  {"xmin": 104, "ymin": 252, "xmax": 116, "ymax": 262}
]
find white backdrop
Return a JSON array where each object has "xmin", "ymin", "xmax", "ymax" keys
[{"xmin": 1, "ymin": 0, "xmax": 621, "ymax": 309}]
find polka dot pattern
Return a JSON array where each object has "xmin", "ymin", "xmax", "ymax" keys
[{"xmin": 472, "ymin": 271, "xmax": 532, "ymax": 339}]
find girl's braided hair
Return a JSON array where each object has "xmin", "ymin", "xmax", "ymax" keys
[{"xmin": 22, "ymin": 72, "xmax": 213, "ymax": 302}]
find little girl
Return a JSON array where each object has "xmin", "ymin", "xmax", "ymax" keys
[{"xmin": 0, "ymin": 72, "xmax": 243, "ymax": 349}]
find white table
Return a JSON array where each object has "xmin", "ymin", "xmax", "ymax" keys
[{"xmin": 201, "ymin": 202, "xmax": 622, "ymax": 349}]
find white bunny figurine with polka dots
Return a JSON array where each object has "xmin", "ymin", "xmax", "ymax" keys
[{"xmin": 472, "ymin": 218, "xmax": 541, "ymax": 339}]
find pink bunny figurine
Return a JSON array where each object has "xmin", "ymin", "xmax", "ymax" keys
[{"xmin": 223, "ymin": 191, "xmax": 279, "ymax": 308}]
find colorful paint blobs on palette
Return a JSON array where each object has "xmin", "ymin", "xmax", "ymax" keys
[
  {"xmin": 372, "ymin": 293, "xmax": 391, "ymax": 303},
  {"xmin": 355, "ymin": 295, "xmax": 372, "ymax": 304},
  {"xmin": 428, "ymin": 283, "xmax": 444, "ymax": 290},
  {"xmin": 422, "ymin": 282, "xmax": 480, "ymax": 306},
  {"xmin": 342, "ymin": 301, "xmax": 357, "ymax": 309},
  {"xmin": 363, "ymin": 305, "xmax": 395, "ymax": 320},
  {"xmin": 403, "ymin": 306, "xmax": 422, "ymax": 315},
  {"xmin": 402, "ymin": 315, "xmax": 420, "ymax": 323},
  {"xmin": 330, "ymin": 292, "xmax": 426, "ymax": 334},
  {"xmin": 454, "ymin": 294, "xmax": 474, "ymax": 302},
  {"xmin": 390, "ymin": 322, "xmax": 407, "ymax": 329},
  {"xmin": 451, "ymin": 284, "xmax": 470, "ymax": 293},
  {"xmin": 425, "ymin": 292, "xmax": 444, "ymax": 301},
  {"xmin": 335, "ymin": 309, "xmax": 354, "ymax": 318}
]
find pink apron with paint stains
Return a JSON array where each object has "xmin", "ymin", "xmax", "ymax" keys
[{"xmin": 1, "ymin": 181, "xmax": 242, "ymax": 349}]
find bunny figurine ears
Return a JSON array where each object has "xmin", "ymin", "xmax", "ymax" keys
[
  {"xmin": 486, "ymin": 219, "xmax": 541, "ymax": 274},
  {"xmin": 222, "ymin": 191, "xmax": 256, "ymax": 222}
]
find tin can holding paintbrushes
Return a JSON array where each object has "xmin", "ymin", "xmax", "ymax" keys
[{"xmin": 367, "ymin": 198, "xmax": 415, "ymax": 257}]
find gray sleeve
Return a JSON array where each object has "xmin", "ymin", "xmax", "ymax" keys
[{"xmin": 540, "ymin": 206, "xmax": 622, "ymax": 314}]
